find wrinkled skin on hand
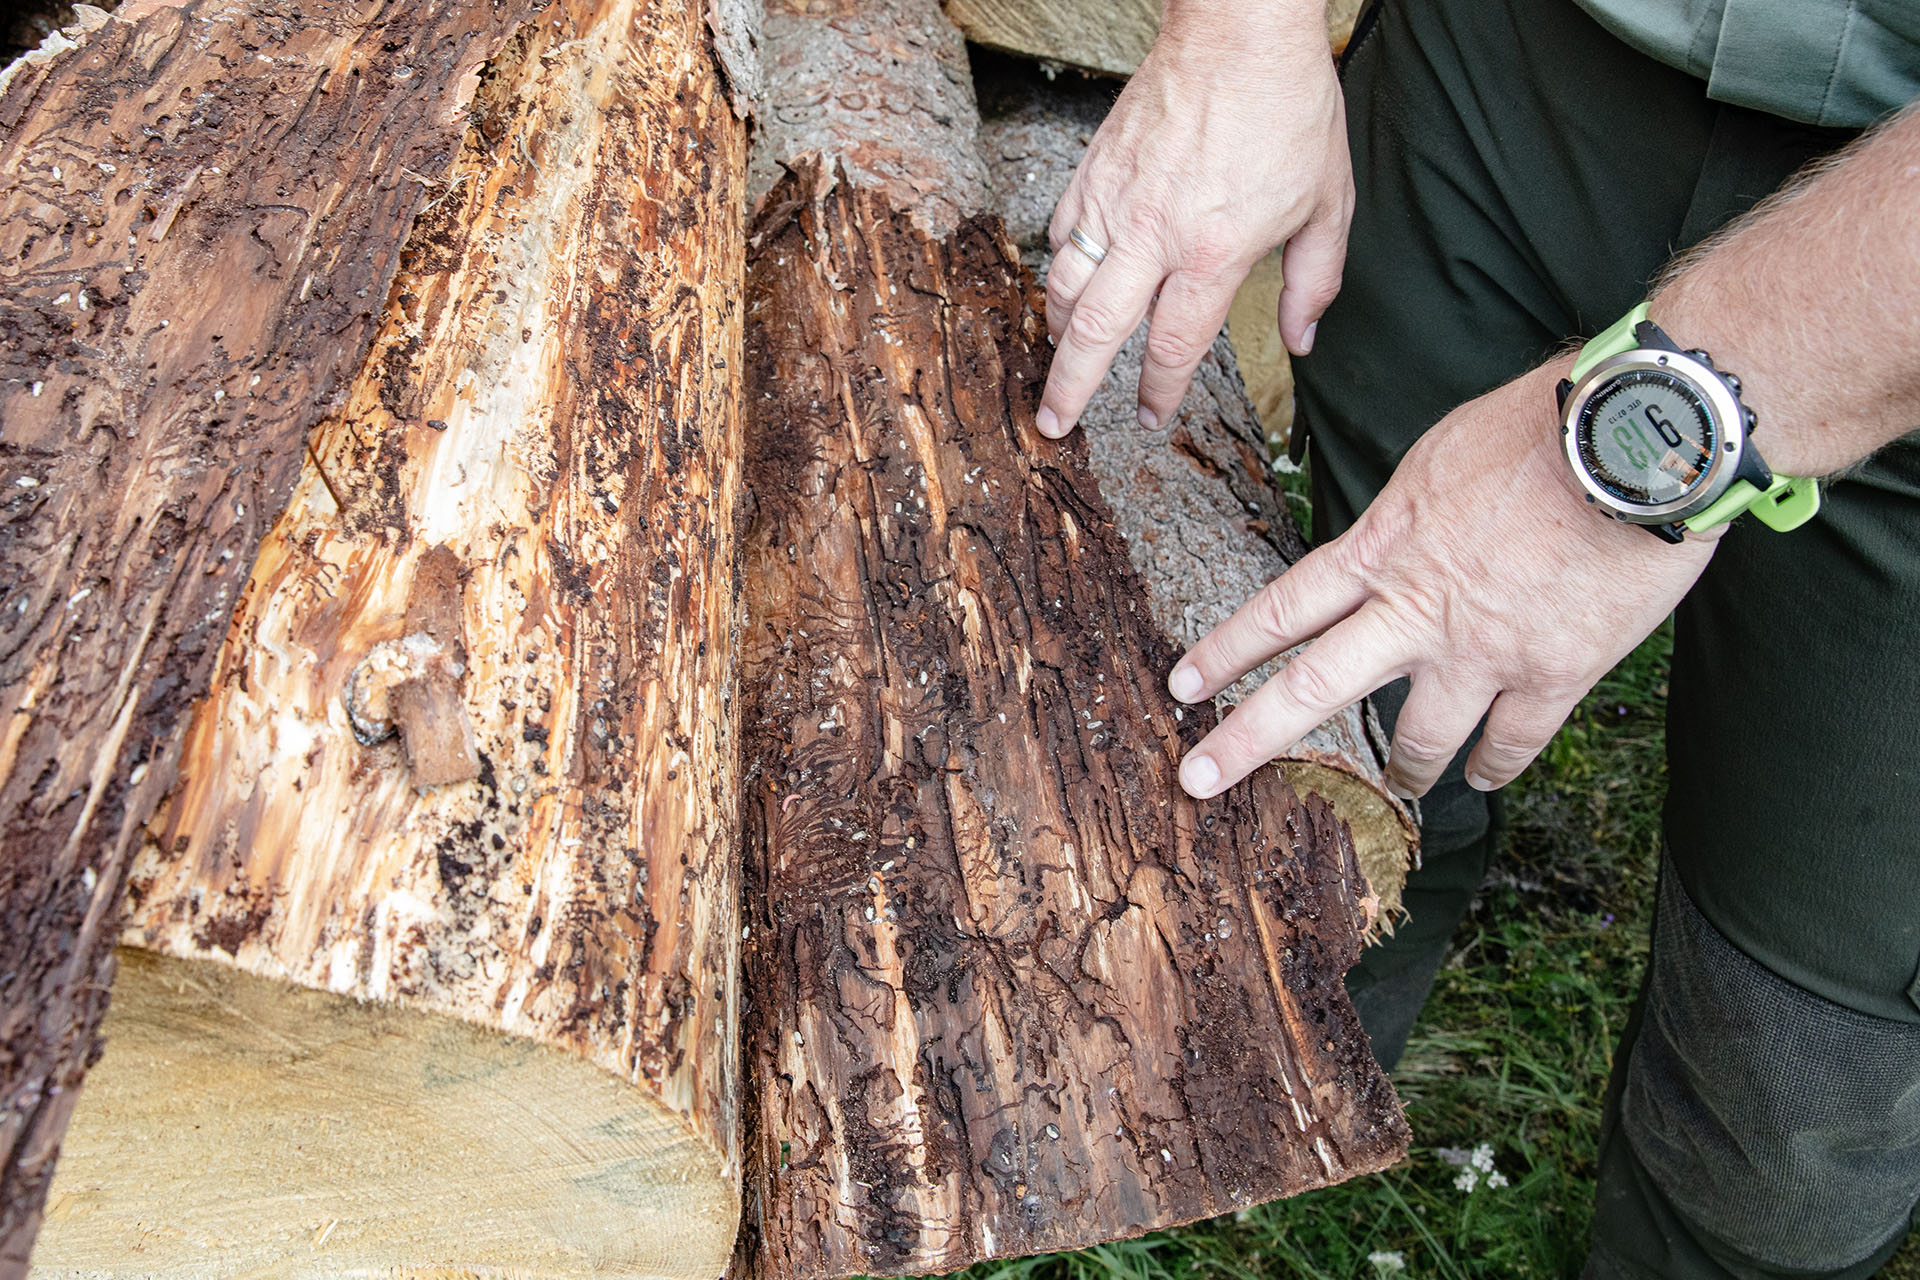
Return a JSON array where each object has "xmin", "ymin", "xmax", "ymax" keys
[
  {"xmin": 1166, "ymin": 359, "xmax": 1721, "ymax": 799},
  {"xmin": 1037, "ymin": 17, "xmax": 1352, "ymax": 438}
]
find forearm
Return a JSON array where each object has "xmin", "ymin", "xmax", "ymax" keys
[{"xmin": 1652, "ymin": 104, "xmax": 1920, "ymax": 478}]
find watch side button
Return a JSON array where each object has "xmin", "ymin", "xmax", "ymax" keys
[{"xmin": 1555, "ymin": 378, "xmax": 1574, "ymax": 411}]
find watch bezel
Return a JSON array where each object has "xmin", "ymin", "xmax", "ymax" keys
[{"xmin": 1560, "ymin": 348, "xmax": 1746, "ymax": 524}]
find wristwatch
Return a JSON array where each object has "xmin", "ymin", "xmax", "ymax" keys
[{"xmin": 1555, "ymin": 303, "xmax": 1819, "ymax": 543}]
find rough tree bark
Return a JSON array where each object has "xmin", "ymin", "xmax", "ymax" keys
[
  {"xmin": 731, "ymin": 3, "xmax": 1410, "ymax": 1277},
  {"xmin": 20, "ymin": 0, "xmax": 755, "ymax": 1274},
  {"xmin": 0, "ymin": 0, "xmax": 532, "ymax": 1268}
]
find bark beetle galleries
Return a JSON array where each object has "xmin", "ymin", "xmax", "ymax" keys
[
  {"xmin": 0, "ymin": 0, "xmax": 535, "ymax": 1264},
  {"xmin": 734, "ymin": 166, "xmax": 1408, "ymax": 1280}
]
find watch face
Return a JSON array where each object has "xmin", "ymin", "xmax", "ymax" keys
[{"xmin": 1574, "ymin": 369, "xmax": 1718, "ymax": 508}]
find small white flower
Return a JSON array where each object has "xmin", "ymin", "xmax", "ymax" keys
[
  {"xmin": 1487, "ymin": 1170, "xmax": 1509, "ymax": 1189},
  {"xmin": 1470, "ymin": 1143, "xmax": 1496, "ymax": 1173},
  {"xmin": 1453, "ymin": 1167, "xmax": 1479, "ymax": 1193},
  {"xmin": 1435, "ymin": 1146, "xmax": 1470, "ymax": 1167},
  {"xmin": 1368, "ymin": 1251, "xmax": 1407, "ymax": 1274}
]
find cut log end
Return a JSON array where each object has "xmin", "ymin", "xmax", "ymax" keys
[
  {"xmin": 1281, "ymin": 761, "xmax": 1419, "ymax": 933},
  {"xmin": 35, "ymin": 950, "xmax": 739, "ymax": 1280}
]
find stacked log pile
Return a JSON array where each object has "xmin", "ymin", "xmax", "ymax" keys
[{"xmin": 0, "ymin": 0, "xmax": 1412, "ymax": 1275}]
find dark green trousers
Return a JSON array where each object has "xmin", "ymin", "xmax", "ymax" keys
[{"xmin": 1292, "ymin": 0, "xmax": 1920, "ymax": 1273}]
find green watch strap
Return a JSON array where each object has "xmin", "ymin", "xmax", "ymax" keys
[
  {"xmin": 1683, "ymin": 475, "xmax": 1822, "ymax": 534},
  {"xmin": 1570, "ymin": 302, "xmax": 1650, "ymax": 382}
]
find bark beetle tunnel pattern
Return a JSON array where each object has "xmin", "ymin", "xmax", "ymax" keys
[
  {"xmin": 2, "ymin": 0, "xmax": 1408, "ymax": 1271},
  {"xmin": 0, "ymin": 0, "xmax": 532, "ymax": 1265},
  {"xmin": 734, "ymin": 168, "xmax": 1409, "ymax": 1280}
]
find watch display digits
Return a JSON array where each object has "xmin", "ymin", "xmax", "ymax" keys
[
  {"xmin": 1556, "ymin": 304, "xmax": 1819, "ymax": 542},
  {"xmin": 1579, "ymin": 370, "xmax": 1715, "ymax": 505}
]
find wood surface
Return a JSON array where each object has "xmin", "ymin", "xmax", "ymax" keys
[
  {"xmin": 944, "ymin": 0, "xmax": 1368, "ymax": 79},
  {"xmin": 0, "ymin": 0, "xmax": 531, "ymax": 1268},
  {"xmin": 733, "ymin": 3, "xmax": 1408, "ymax": 1276},
  {"xmin": 24, "ymin": 0, "xmax": 753, "ymax": 1272},
  {"xmin": 972, "ymin": 54, "xmax": 1413, "ymax": 924}
]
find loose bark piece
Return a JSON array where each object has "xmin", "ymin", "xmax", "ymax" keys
[
  {"xmin": 944, "ymin": 0, "xmax": 1367, "ymax": 79},
  {"xmin": 29, "ymin": 0, "xmax": 753, "ymax": 1273},
  {"xmin": 974, "ymin": 62, "xmax": 1414, "ymax": 926},
  {"xmin": 734, "ymin": 4, "xmax": 1408, "ymax": 1276},
  {"xmin": 0, "ymin": 0, "xmax": 530, "ymax": 1267}
]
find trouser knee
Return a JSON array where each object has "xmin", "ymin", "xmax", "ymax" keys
[{"xmin": 1591, "ymin": 863, "xmax": 1920, "ymax": 1277}]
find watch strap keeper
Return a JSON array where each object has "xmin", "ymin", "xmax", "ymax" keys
[{"xmin": 1684, "ymin": 475, "xmax": 1821, "ymax": 534}]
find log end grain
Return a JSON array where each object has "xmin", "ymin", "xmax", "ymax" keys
[{"xmin": 32, "ymin": 950, "xmax": 739, "ymax": 1280}]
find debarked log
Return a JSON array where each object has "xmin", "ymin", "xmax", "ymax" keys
[
  {"xmin": 0, "ymin": 0, "xmax": 533, "ymax": 1268},
  {"xmin": 23, "ymin": 0, "xmax": 755, "ymax": 1273}
]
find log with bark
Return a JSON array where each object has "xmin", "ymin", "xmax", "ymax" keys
[
  {"xmin": 12, "ymin": 0, "xmax": 755, "ymax": 1273},
  {"xmin": 731, "ymin": 3, "xmax": 1408, "ymax": 1276},
  {"xmin": 9, "ymin": 0, "xmax": 1413, "ymax": 1273}
]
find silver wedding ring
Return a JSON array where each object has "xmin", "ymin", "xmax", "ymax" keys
[{"xmin": 1067, "ymin": 225, "xmax": 1109, "ymax": 265}]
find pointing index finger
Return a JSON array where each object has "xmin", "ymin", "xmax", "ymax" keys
[
  {"xmin": 1167, "ymin": 543, "xmax": 1366, "ymax": 702},
  {"xmin": 1178, "ymin": 605, "xmax": 1409, "ymax": 799}
]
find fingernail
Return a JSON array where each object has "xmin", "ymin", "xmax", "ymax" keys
[
  {"xmin": 1298, "ymin": 321, "xmax": 1317, "ymax": 356},
  {"xmin": 1466, "ymin": 771, "xmax": 1496, "ymax": 792},
  {"xmin": 1036, "ymin": 406, "xmax": 1062, "ymax": 437},
  {"xmin": 1168, "ymin": 663, "xmax": 1204, "ymax": 702},
  {"xmin": 1137, "ymin": 406, "xmax": 1159, "ymax": 430},
  {"xmin": 1180, "ymin": 753, "xmax": 1222, "ymax": 798},
  {"xmin": 1385, "ymin": 777, "xmax": 1417, "ymax": 801},
  {"xmin": 1047, "ymin": 330, "xmax": 1057, "ymax": 346}
]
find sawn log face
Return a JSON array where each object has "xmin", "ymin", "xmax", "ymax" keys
[
  {"xmin": 0, "ymin": 0, "xmax": 531, "ymax": 1266},
  {"xmin": 734, "ymin": 169, "xmax": 1409, "ymax": 1280}
]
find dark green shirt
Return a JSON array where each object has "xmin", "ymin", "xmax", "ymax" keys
[{"xmin": 1572, "ymin": 0, "xmax": 1920, "ymax": 127}]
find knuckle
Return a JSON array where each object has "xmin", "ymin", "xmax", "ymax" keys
[
  {"xmin": 1212, "ymin": 712, "xmax": 1268, "ymax": 769},
  {"xmin": 1391, "ymin": 725, "xmax": 1454, "ymax": 766},
  {"xmin": 1532, "ymin": 654, "xmax": 1592, "ymax": 694},
  {"xmin": 1143, "ymin": 323, "xmax": 1204, "ymax": 373},
  {"xmin": 1045, "ymin": 262, "xmax": 1083, "ymax": 302},
  {"xmin": 1341, "ymin": 513, "xmax": 1400, "ymax": 582},
  {"xmin": 1120, "ymin": 198, "xmax": 1171, "ymax": 244},
  {"xmin": 1251, "ymin": 582, "xmax": 1297, "ymax": 644},
  {"xmin": 1483, "ymin": 726, "xmax": 1551, "ymax": 769},
  {"xmin": 1309, "ymin": 271, "xmax": 1344, "ymax": 308},
  {"xmin": 1182, "ymin": 232, "xmax": 1236, "ymax": 280},
  {"xmin": 1066, "ymin": 297, "xmax": 1129, "ymax": 350},
  {"xmin": 1279, "ymin": 653, "xmax": 1340, "ymax": 709}
]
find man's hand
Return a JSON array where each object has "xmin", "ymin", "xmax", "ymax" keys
[
  {"xmin": 1037, "ymin": 3, "xmax": 1350, "ymax": 439},
  {"xmin": 1166, "ymin": 359, "xmax": 1719, "ymax": 799}
]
